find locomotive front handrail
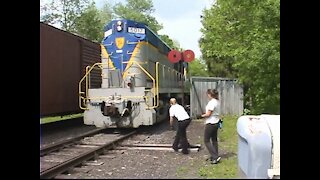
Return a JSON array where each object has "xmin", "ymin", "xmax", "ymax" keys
[
  {"xmin": 122, "ymin": 60, "xmax": 159, "ymax": 109},
  {"xmin": 79, "ymin": 62, "xmax": 108, "ymax": 110},
  {"xmin": 79, "ymin": 61, "xmax": 159, "ymax": 110},
  {"xmin": 79, "ymin": 59, "xmax": 161, "ymax": 110},
  {"xmin": 156, "ymin": 62, "xmax": 159, "ymax": 107},
  {"xmin": 86, "ymin": 66, "xmax": 90, "ymax": 101}
]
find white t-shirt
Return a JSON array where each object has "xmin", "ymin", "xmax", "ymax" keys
[
  {"xmin": 205, "ymin": 98, "xmax": 220, "ymax": 124},
  {"xmin": 169, "ymin": 104, "xmax": 190, "ymax": 121}
]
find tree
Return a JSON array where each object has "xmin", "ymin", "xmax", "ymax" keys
[
  {"xmin": 110, "ymin": 0, "xmax": 177, "ymax": 50},
  {"xmin": 40, "ymin": 0, "xmax": 90, "ymax": 33},
  {"xmin": 40, "ymin": 0, "xmax": 112, "ymax": 42},
  {"xmin": 75, "ymin": 2, "xmax": 103, "ymax": 42},
  {"xmin": 171, "ymin": 39, "xmax": 181, "ymax": 50},
  {"xmin": 99, "ymin": 2, "xmax": 114, "ymax": 28},
  {"xmin": 200, "ymin": 0, "xmax": 280, "ymax": 114},
  {"xmin": 113, "ymin": 0, "xmax": 163, "ymax": 33},
  {"xmin": 188, "ymin": 58, "xmax": 209, "ymax": 77},
  {"xmin": 40, "ymin": 0, "xmax": 178, "ymax": 48},
  {"xmin": 202, "ymin": 54, "xmax": 237, "ymax": 78},
  {"xmin": 159, "ymin": 34, "xmax": 178, "ymax": 49}
]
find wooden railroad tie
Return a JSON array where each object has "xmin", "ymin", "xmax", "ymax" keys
[{"xmin": 116, "ymin": 143, "xmax": 201, "ymax": 152}]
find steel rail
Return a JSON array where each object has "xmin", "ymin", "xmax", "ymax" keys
[
  {"xmin": 40, "ymin": 130, "xmax": 136, "ymax": 179},
  {"xmin": 40, "ymin": 128, "xmax": 107, "ymax": 156}
]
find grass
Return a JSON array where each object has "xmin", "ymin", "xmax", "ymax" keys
[
  {"xmin": 40, "ymin": 113, "xmax": 83, "ymax": 124},
  {"xmin": 176, "ymin": 166, "xmax": 189, "ymax": 177},
  {"xmin": 198, "ymin": 115, "xmax": 239, "ymax": 179},
  {"xmin": 176, "ymin": 115, "xmax": 240, "ymax": 179},
  {"xmin": 198, "ymin": 156, "xmax": 238, "ymax": 178}
]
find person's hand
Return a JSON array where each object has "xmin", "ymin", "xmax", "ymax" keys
[
  {"xmin": 169, "ymin": 125, "xmax": 175, "ymax": 131},
  {"xmin": 169, "ymin": 119, "xmax": 173, "ymax": 127},
  {"xmin": 196, "ymin": 114, "xmax": 202, "ymax": 119}
]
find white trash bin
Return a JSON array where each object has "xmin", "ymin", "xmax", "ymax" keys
[{"xmin": 237, "ymin": 115, "xmax": 280, "ymax": 179}]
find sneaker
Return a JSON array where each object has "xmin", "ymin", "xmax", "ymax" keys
[
  {"xmin": 210, "ymin": 157, "xmax": 221, "ymax": 164},
  {"xmin": 211, "ymin": 159, "xmax": 218, "ymax": 164},
  {"xmin": 216, "ymin": 156, "xmax": 221, "ymax": 162},
  {"xmin": 182, "ymin": 149, "xmax": 189, "ymax": 154},
  {"xmin": 173, "ymin": 148, "xmax": 179, "ymax": 152}
]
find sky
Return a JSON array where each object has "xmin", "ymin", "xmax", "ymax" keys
[
  {"xmin": 41, "ymin": 0, "xmax": 215, "ymax": 58},
  {"xmin": 94, "ymin": 0, "xmax": 215, "ymax": 58}
]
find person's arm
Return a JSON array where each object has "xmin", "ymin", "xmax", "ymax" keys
[
  {"xmin": 201, "ymin": 100, "xmax": 215, "ymax": 118},
  {"xmin": 169, "ymin": 107, "xmax": 174, "ymax": 127},
  {"xmin": 201, "ymin": 110, "xmax": 212, "ymax": 118},
  {"xmin": 170, "ymin": 116, "xmax": 174, "ymax": 126}
]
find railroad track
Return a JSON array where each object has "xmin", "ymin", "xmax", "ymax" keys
[{"xmin": 40, "ymin": 129, "xmax": 136, "ymax": 179}]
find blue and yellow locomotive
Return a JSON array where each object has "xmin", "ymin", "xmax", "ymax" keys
[{"xmin": 79, "ymin": 19, "xmax": 189, "ymax": 128}]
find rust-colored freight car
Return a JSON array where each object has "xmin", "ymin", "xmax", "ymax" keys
[{"xmin": 40, "ymin": 22, "xmax": 101, "ymax": 118}]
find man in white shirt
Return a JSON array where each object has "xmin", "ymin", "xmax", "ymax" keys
[{"xmin": 169, "ymin": 98, "xmax": 191, "ymax": 154}]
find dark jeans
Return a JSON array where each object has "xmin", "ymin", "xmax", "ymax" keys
[
  {"xmin": 172, "ymin": 119, "xmax": 191, "ymax": 153},
  {"xmin": 204, "ymin": 123, "xmax": 219, "ymax": 159}
]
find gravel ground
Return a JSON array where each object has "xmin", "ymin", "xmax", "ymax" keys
[
  {"xmin": 40, "ymin": 118, "xmax": 97, "ymax": 148},
  {"xmin": 61, "ymin": 119, "xmax": 230, "ymax": 179}
]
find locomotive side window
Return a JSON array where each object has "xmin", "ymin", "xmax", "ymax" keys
[{"xmin": 104, "ymin": 29, "xmax": 112, "ymax": 37}]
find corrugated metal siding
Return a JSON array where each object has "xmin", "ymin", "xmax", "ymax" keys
[
  {"xmin": 190, "ymin": 77, "xmax": 244, "ymax": 117},
  {"xmin": 40, "ymin": 23, "xmax": 101, "ymax": 117},
  {"xmin": 81, "ymin": 38, "xmax": 102, "ymax": 89}
]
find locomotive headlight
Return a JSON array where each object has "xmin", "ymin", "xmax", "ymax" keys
[
  {"xmin": 116, "ymin": 25, "xmax": 122, "ymax": 31},
  {"xmin": 116, "ymin": 20, "xmax": 123, "ymax": 32}
]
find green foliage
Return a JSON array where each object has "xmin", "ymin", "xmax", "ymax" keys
[
  {"xmin": 200, "ymin": 0, "xmax": 280, "ymax": 114},
  {"xmin": 218, "ymin": 115, "xmax": 239, "ymax": 152},
  {"xmin": 198, "ymin": 157, "xmax": 238, "ymax": 178},
  {"xmin": 40, "ymin": 0, "xmax": 90, "ymax": 32},
  {"xmin": 188, "ymin": 58, "xmax": 209, "ymax": 77},
  {"xmin": 158, "ymin": 34, "xmax": 178, "ymax": 49},
  {"xmin": 243, "ymin": 108, "xmax": 251, "ymax": 115},
  {"xmin": 113, "ymin": 0, "xmax": 163, "ymax": 33},
  {"xmin": 108, "ymin": 0, "xmax": 177, "ymax": 50},
  {"xmin": 40, "ymin": 0, "xmax": 178, "ymax": 48},
  {"xmin": 99, "ymin": 2, "xmax": 114, "ymax": 27},
  {"xmin": 203, "ymin": 54, "xmax": 237, "ymax": 78},
  {"xmin": 40, "ymin": 113, "xmax": 83, "ymax": 124},
  {"xmin": 176, "ymin": 166, "xmax": 189, "ymax": 177},
  {"xmin": 75, "ymin": 2, "xmax": 103, "ymax": 42},
  {"xmin": 40, "ymin": 0, "xmax": 106, "ymax": 42},
  {"xmin": 171, "ymin": 39, "xmax": 181, "ymax": 50},
  {"xmin": 198, "ymin": 115, "xmax": 239, "ymax": 178}
]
